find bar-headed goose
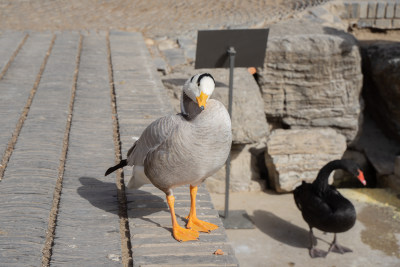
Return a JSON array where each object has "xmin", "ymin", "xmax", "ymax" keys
[{"xmin": 106, "ymin": 73, "xmax": 232, "ymax": 242}]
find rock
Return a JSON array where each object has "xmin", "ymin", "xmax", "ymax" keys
[
  {"xmin": 157, "ymin": 38, "xmax": 178, "ymax": 51},
  {"xmin": 352, "ymin": 112, "xmax": 400, "ymax": 177},
  {"xmin": 146, "ymin": 40, "xmax": 171, "ymax": 74},
  {"xmin": 153, "ymin": 57, "xmax": 169, "ymax": 74},
  {"xmin": 205, "ymin": 169, "xmax": 226, "ymax": 194},
  {"xmin": 361, "ymin": 41, "xmax": 400, "ymax": 142},
  {"xmin": 300, "ymin": 4, "xmax": 348, "ymax": 31},
  {"xmin": 176, "ymin": 37, "xmax": 197, "ymax": 62},
  {"xmin": 394, "ymin": 156, "xmax": 400, "ymax": 177},
  {"xmin": 379, "ymin": 156, "xmax": 400, "ymax": 192},
  {"xmin": 265, "ymin": 128, "xmax": 347, "ymax": 193},
  {"xmin": 163, "ymin": 48, "xmax": 187, "ymax": 67},
  {"xmin": 144, "ymin": 38, "xmax": 155, "ymax": 46},
  {"xmin": 205, "ymin": 144, "xmax": 266, "ymax": 193},
  {"xmin": 257, "ymin": 18, "xmax": 363, "ymax": 142},
  {"xmin": 162, "ymin": 66, "xmax": 269, "ymax": 144},
  {"xmin": 379, "ymin": 174, "xmax": 400, "ymax": 193}
]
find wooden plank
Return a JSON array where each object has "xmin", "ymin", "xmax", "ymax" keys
[
  {"xmin": 132, "ymin": 243, "xmax": 235, "ymax": 257},
  {"xmin": 0, "ymin": 32, "xmax": 80, "ymax": 265},
  {"xmin": 0, "ymin": 31, "xmax": 26, "ymax": 78},
  {"xmin": 133, "ymin": 255, "xmax": 238, "ymax": 267},
  {"xmin": 0, "ymin": 32, "xmax": 51, "ymax": 168},
  {"xmin": 50, "ymin": 31, "xmax": 121, "ymax": 266}
]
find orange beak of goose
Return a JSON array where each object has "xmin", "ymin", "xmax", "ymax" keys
[
  {"xmin": 196, "ymin": 91, "xmax": 209, "ymax": 110},
  {"xmin": 357, "ymin": 170, "xmax": 366, "ymax": 186}
]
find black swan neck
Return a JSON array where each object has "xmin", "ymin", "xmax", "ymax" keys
[{"xmin": 313, "ymin": 160, "xmax": 345, "ymax": 192}]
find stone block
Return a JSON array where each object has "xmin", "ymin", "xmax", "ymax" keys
[
  {"xmin": 358, "ymin": 18, "xmax": 375, "ymax": 28},
  {"xmin": 162, "ymin": 48, "xmax": 187, "ymax": 67},
  {"xmin": 157, "ymin": 38, "xmax": 178, "ymax": 51},
  {"xmin": 265, "ymin": 128, "xmax": 347, "ymax": 193},
  {"xmin": 396, "ymin": 4, "xmax": 400, "ymax": 18},
  {"xmin": 153, "ymin": 57, "xmax": 169, "ymax": 74},
  {"xmin": 257, "ymin": 19, "xmax": 363, "ymax": 143},
  {"xmin": 177, "ymin": 37, "xmax": 197, "ymax": 60},
  {"xmin": 368, "ymin": 2, "xmax": 377, "ymax": 18},
  {"xmin": 376, "ymin": 2, "xmax": 386, "ymax": 19},
  {"xmin": 375, "ymin": 19, "xmax": 393, "ymax": 29},
  {"xmin": 359, "ymin": 2, "xmax": 369, "ymax": 19},
  {"xmin": 206, "ymin": 143, "xmax": 266, "ymax": 193},
  {"xmin": 310, "ymin": 6, "xmax": 329, "ymax": 18},
  {"xmin": 393, "ymin": 19, "xmax": 400, "ymax": 28},
  {"xmin": 177, "ymin": 37, "xmax": 195, "ymax": 49},
  {"xmin": 386, "ymin": 2, "xmax": 395, "ymax": 18},
  {"xmin": 182, "ymin": 45, "xmax": 196, "ymax": 61},
  {"xmin": 342, "ymin": 3, "xmax": 351, "ymax": 19},
  {"xmin": 351, "ymin": 2, "xmax": 360, "ymax": 19}
]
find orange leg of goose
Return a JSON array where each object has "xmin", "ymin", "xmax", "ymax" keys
[
  {"xmin": 166, "ymin": 194, "xmax": 199, "ymax": 242},
  {"xmin": 186, "ymin": 185, "xmax": 219, "ymax": 232}
]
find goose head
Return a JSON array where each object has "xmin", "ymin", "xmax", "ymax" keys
[{"xmin": 181, "ymin": 73, "xmax": 215, "ymax": 117}]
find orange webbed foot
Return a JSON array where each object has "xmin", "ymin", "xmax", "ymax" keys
[
  {"xmin": 186, "ymin": 216, "xmax": 219, "ymax": 233},
  {"xmin": 173, "ymin": 224, "xmax": 199, "ymax": 242}
]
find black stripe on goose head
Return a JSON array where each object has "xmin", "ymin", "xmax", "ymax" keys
[{"xmin": 197, "ymin": 73, "xmax": 215, "ymax": 86}]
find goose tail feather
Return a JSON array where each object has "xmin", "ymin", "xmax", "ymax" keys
[{"xmin": 105, "ymin": 159, "xmax": 127, "ymax": 176}]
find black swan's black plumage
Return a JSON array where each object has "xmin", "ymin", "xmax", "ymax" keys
[{"xmin": 293, "ymin": 159, "xmax": 366, "ymax": 258}]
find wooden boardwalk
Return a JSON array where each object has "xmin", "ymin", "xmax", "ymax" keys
[{"xmin": 0, "ymin": 31, "xmax": 238, "ymax": 267}]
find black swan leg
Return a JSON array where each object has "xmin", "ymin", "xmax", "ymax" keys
[
  {"xmin": 328, "ymin": 233, "xmax": 353, "ymax": 254},
  {"xmin": 308, "ymin": 227, "xmax": 328, "ymax": 258}
]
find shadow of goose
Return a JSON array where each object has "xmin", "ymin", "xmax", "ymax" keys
[
  {"xmin": 250, "ymin": 210, "xmax": 313, "ymax": 248},
  {"xmin": 77, "ymin": 177, "xmax": 168, "ymax": 230}
]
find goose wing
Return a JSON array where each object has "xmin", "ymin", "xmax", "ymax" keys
[{"xmin": 126, "ymin": 115, "xmax": 181, "ymax": 166}]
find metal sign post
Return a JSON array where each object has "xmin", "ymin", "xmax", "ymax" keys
[
  {"xmin": 224, "ymin": 46, "xmax": 235, "ymax": 220},
  {"xmin": 195, "ymin": 29, "xmax": 268, "ymax": 229}
]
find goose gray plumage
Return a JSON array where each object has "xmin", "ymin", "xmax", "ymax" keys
[{"xmin": 105, "ymin": 73, "xmax": 232, "ymax": 241}]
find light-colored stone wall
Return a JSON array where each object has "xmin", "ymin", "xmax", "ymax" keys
[{"xmin": 335, "ymin": 0, "xmax": 400, "ymax": 29}]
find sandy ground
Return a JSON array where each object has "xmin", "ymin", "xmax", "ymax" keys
[
  {"xmin": 210, "ymin": 189, "xmax": 400, "ymax": 267},
  {"xmin": 351, "ymin": 28, "xmax": 400, "ymax": 43},
  {"xmin": 0, "ymin": 0, "xmax": 292, "ymax": 38}
]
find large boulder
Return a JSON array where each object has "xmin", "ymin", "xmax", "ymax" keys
[
  {"xmin": 257, "ymin": 19, "xmax": 363, "ymax": 142},
  {"xmin": 265, "ymin": 128, "xmax": 347, "ymax": 193},
  {"xmin": 206, "ymin": 143, "xmax": 266, "ymax": 193},
  {"xmin": 362, "ymin": 41, "xmax": 400, "ymax": 142},
  {"xmin": 162, "ymin": 67, "xmax": 269, "ymax": 144}
]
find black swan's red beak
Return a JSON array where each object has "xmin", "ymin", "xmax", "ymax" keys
[{"xmin": 357, "ymin": 170, "xmax": 366, "ymax": 186}]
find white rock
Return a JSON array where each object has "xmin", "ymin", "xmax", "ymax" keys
[
  {"xmin": 265, "ymin": 128, "xmax": 347, "ymax": 192},
  {"xmin": 258, "ymin": 18, "xmax": 363, "ymax": 143},
  {"xmin": 206, "ymin": 144, "xmax": 266, "ymax": 193}
]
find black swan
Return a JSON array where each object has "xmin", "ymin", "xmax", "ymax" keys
[{"xmin": 293, "ymin": 159, "xmax": 366, "ymax": 258}]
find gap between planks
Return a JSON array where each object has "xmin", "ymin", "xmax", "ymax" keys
[
  {"xmin": 106, "ymin": 31, "xmax": 133, "ymax": 267},
  {"xmin": 0, "ymin": 33, "xmax": 28, "ymax": 81},
  {"xmin": 41, "ymin": 33, "xmax": 82, "ymax": 267}
]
